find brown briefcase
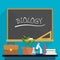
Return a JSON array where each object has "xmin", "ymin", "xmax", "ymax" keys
[{"xmin": 4, "ymin": 45, "xmax": 18, "ymax": 55}]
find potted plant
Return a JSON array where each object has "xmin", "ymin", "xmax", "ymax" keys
[{"xmin": 21, "ymin": 36, "xmax": 35, "ymax": 55}]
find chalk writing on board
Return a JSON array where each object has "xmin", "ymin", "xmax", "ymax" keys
[{"xmin": 15, "ymin": 17, "xmax": 45, "ymax": 28}]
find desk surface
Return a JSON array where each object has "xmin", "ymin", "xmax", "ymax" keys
[{"xmin": 3, "ymin": 54, "xmax": 58, "ymax": 57}]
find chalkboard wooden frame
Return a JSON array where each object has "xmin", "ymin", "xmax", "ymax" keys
[{"xmin": 7, "ymin": 8, "xmax": 53, "ymax": 42}]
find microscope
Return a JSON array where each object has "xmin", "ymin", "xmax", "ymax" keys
[
  {"xmin": 36, "ymin": 43, "xmax": 42, "ymax": 54},
  {"xmin": 32, "ymin": 43, "xmax": 42, "ymax": 55}
]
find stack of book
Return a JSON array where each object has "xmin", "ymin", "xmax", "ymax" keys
[{"xmin": 46, "ymin": 49, "xmax": 57, "ymax": 55}]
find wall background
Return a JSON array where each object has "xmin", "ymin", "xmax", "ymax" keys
[{"xmin": 0, "ymin": 0, "xmax": 60, "ymax": 60}]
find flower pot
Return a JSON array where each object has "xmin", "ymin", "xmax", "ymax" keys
[{"xmin": 22, "ymin": 47, "xmax": 33, "ymax": 55}]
